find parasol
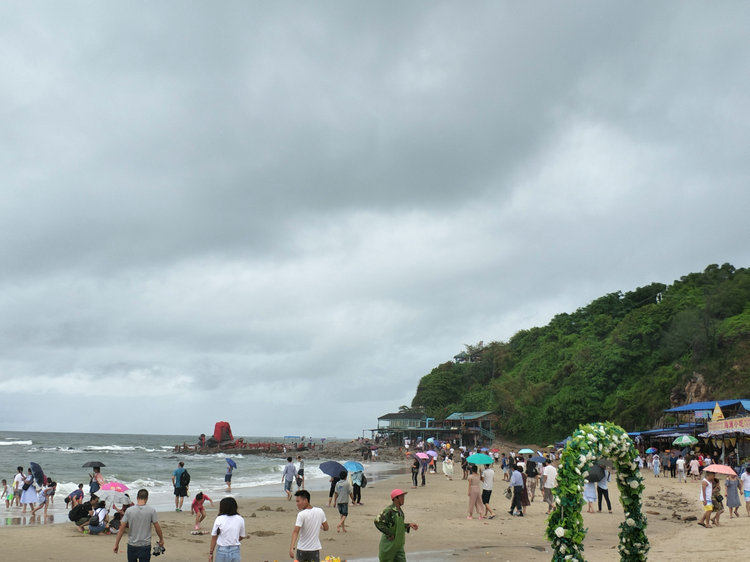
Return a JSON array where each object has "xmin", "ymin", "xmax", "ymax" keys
[
  {"xmin": 318, "ymin": 461, "xmax": 346, "ymax": 478},
  {"xmin": 466, "ymin": 453, "xmax": 494, "ymax": 465},
  {"xmin": 101, "ymin": 481, "xmax": 129, "ymax": 493},
  {"xmin": 30, "ymin": 462, "xmax": 45, "ymax": 486},
  {"xmin": 226, "ymin": 458, "xmax": 237, "ymax": 469},
  {"xmin": 343, "ymin": 461, "xmax": 364, "ymax": 473},
  {"xmin": 426, "ymin": 450, "xmax": 438, "ymax": 458},
  {"xmin": 702, "ymin": 464, "xmax": 737, "ymax": 476},
  {"xmin": 415, "ymin": 452, "xmax": 429, "ymax": 460},
  {"xmin": 586, "ymin": 464, "xmax": 605, "ymax": 483},
  {"xmin": 518, "ymin": 448, "xmax": 534, "ymax": 454},
  {"xmin": 645, "ymin": 447, "xmax": 657, "ymax": 454},
  {"xmin": 672, "ymin": 435, "xmax": 698, "ymax": 447},
  {"xmin": 82, "ymin": 461, "xmax": 106, "ymax": 468}
]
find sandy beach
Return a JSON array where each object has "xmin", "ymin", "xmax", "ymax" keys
[{"xmin": 0, "ymin": 464, "xmax": 744, "ymax": 561}]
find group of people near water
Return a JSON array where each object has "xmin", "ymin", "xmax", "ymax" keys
[{"xmin": 3, "ymin": 465, "xmax": 58, "ymax": 518}]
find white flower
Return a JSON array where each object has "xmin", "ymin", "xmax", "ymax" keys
[
  {"xmin": 626, "ymin": 518, "xmax": 636, "ymax": 526},
  {"xmin": 555, "ymin": 526, "xmax": 566, "ymax": 538},
  {"xmin": 560, "ymin": 545, "xmax": 567, "ymax": 554},
  {"xmin": 629, "ymin": 480, "xmax": 640, "ymax": 489}
]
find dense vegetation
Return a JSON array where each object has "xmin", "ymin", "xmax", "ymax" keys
[{"xmin": 410, "ymin": 264, "xmax": 750, "ymax": 443}]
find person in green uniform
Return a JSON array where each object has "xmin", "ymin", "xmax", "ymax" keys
[{"xmin": 374, "ymin": 489, "xmax": 419, "ymax": 562}]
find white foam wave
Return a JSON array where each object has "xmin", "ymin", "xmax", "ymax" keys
[{"xmin": 0, "ymin": 440, "xmax": 32, "ymax": 446}]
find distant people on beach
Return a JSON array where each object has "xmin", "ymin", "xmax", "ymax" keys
[
  {"xmin": 290, "ymin": 489, "xmax": 328, "ymax": 561},
  {"xmin": 282, "ymin": 457, "xmax": 297, "ymax": 501},
  {"xmin": 442, "ymin": 454, "xmax": 454, "ymax": 480},
  {"xmin": 209, "ymin": 497, "xmax": 246, "ymax": 562},
  {"xmin": 541, "ymin": 459, "xmax": 558, "ymax": 515},
  {"xmin": 726, "ymin": 472, "xmax": 741, "ymax": 518},
  {"xmin": 351, "ymin": 470, "xmax": 364, "ymax": 506},
  {"xmin": 173, "ymin": 461, "xmax": 189, "ymax": 512},
  {"xmin": 410, "ymin": 459, "xmax": 419, "ymax": 489},
  {"xmin": 114, "ymin": 488, "xmax": 165, "ymax": 559},
  {"xmin": 467, "ymin": 465, "xmax": 483, "ymax": 520}
]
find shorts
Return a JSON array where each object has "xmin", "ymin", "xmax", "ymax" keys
[
  {"xmin": 225, "ymin": 474, "xmax": 232, "ymax": 482},
  {"xmin": 284, "ymin": 480, "xmax": 293, "ymax": 492},
  {"xmin": 744, "ymin": 490, "xmax": 750, "ymax": 500},
  {"xmin": 298, "ymin": 469, "xmax": 304, "ymax": 476},
  {"xmin": 482, "ymin": 489, "xmax": 492, "ymax": 504},
  {"xmin": 296, "ymin": 549, "xmax": 320, "ymax": 562},
  {"xmin": 174, "ymin": 486, "xmax": 187, "ymax": 497},
  {"xmin": 543, "ymin": 488, "xmax": 554, "ymax": 505},
  {"xmin": 337, "ymin": 502, "xmax": 348, "ymax": 516}
]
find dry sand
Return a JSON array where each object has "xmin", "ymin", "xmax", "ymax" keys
[{"xmin": 0, "ymin": 464, "xmax": 743, "ymax": 561}]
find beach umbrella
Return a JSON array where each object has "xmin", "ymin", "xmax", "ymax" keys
[
  {"xmin": 703, "ymin": 464, "xmax": 737, "ymax": 476},
  {"xmin": 491, "ymin": 448, "xmax": 499, "ymax": 453},
  {"xmin": 672, "ymin": 435, "xmax": 698, "ymax": 447},
  {"xmin": 82, "ymin": 461, "xmax": 106, "ymax": 468},
  {"xmin": 346, "ymin": 460, "xmax": 366, "ymax": 472},
  {"xmin": 415, "ymin": 452, "xmax": 429, "ymax": 460},
  {"xmin": 226, "ymin": 458, "xmax": 237, "ymax": 469},
  {"xmin": 101, "ymin": 481, "xmax": 129, "ymax": 493},
  {"xmin": 518, "ymin": 448, "xmax": 534, "ymax": 454},
  {"xmin": 99, "ymin": 490, "xmax": 131, "ymax": 507},
  {"xmin": 597, "ymin": 459, "xmax": 614, "ymax": 469},
  {"xmin": 318, "ymin": 461, "xmax": 346, "ymax": 478},
  {"xmin": 645, "ymin": 447, "xmax": 657, "ymax": 454},
  {"xmin": 530, "ymin": 455, "xmax": 546, "ymax": 463},
  {"xmin": 426, "ymin": 450, "xmax": 438, "ymax": 458},
  {"xmin": 466, "ymin": 453, "xmax": 494, "ymax": 465},
  {"xmin": 585, "ymin": 464, "xmax": 605, "ymax": 483},
  {"xmin": 29, "ymin": 462, "xmax": 45, "ymax": 486}
]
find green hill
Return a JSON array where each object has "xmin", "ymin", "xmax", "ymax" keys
[{"xmin": 410, "ymin": 263, "xmax": 750, "ymax": 443}]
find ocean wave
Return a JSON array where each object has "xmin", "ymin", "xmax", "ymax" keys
[
  {"xmin": 0, "ymin": 440, "xmax": 32, "ymax": 446},
  {"xmin": 129, "ymin": 478, "xmax": 167, "ymax": 488}
]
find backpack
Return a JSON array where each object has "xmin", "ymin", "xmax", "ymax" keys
[
  {"xmin": 180, "ymin": 469, "xmax": 191, "ymax": 487},
  {"xmin": 69, "ymin": 503, "xmax": 89, "ymax": 522},
  {"xmin": 361, "ymin": 474, "xmax": 368, "ymax": 489}
]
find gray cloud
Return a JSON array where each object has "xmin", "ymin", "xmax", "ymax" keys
[{"xmin": 1, "ymin": 2, "xmax": 749, "ymax": 436}]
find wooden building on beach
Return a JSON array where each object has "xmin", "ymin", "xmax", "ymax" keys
[{"xmin": 372, "ymin": 410, "xmax": 498, "ymax": 447}]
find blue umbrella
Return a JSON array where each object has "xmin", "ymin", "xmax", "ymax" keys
[
  {"xmin": 480, "ymin": 447, "xmax": 489, "ymax": 452},
  {"xmin": 466, "ymin": 453, "xmax": 494, "ymax": 465},
  {"xmin": 319, "ymin": 461, "xmax": 346, "ymax": 478},
  {"xmin": 529, "ymin": 455, "xmax": 546, "ymax": 463},
  {"xmin": 343, "ymin": 461, "xmax": 364, "ymax": 473},
  {"xmin": 226, "ymin": 458, "xmax": 237, "ymax": 469},
  {"xmin": 518, "ymin": 448, "xmax": 534, "ymax": 454}
]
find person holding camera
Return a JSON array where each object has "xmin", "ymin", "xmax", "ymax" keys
[{"xmin": 113, "ymin": 488, "xmax": 165, "ymax": 561}]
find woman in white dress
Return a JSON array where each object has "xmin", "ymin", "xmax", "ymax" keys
[
  {"xmin": 20, "ymin": 468, "xmax": 36, "ymax": 514},
  {"xmin": 442, "ymin": 453, "xmax": 454, "ymax": 480}
]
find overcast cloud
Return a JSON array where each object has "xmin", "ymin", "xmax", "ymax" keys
[{"xmin": 1, "ymin": 2, "xmax": 749, "ymax": 437}]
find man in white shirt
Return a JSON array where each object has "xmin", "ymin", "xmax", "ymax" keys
[
  {"xmin": 541, "ymin": 460, "xmax": 558, "ymax": 514},
  {"xmin": 13, "ymin": 467, "xmax": 24, "ymax": 507},
  {"xmin": 741, "ymin": 465, "xmax": 750, "ymax": 517},
  {"xmin": 290, "ymin": 489, "xmax": 328, "ymax": 562},
  {"xmin": 676, "ymin": 455, "xmax": 686, "ymax": 483},
  {"xmin": 481, "ymin": 465, "xmax": 495, "ymax": 519}
]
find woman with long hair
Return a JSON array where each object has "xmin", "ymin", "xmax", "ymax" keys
[
  {"xmin": 209, "ymin": 497, "xmax": 246, "ymax": 562},
  {"xmin": 466, "ymin": 465, "xmax": 484, "ymax": 520}
]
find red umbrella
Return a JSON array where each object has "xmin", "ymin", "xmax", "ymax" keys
[{"xmin": 703, "ymin": 464, "xmax": 736, "ymax": 476}]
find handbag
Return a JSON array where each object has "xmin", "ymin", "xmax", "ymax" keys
[{"xmin": 504, "ymin": 486, "xmax": 512, "ymax": 499}]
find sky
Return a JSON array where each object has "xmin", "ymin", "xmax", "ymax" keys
[{"xmin": 2, "ymin": 2, "xmax": 749, "ymax": 438}]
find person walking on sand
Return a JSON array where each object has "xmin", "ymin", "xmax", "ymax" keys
[
  {"xmin": 541, "ymin": 459, "xmax": 558, "ymax": 515},
  {"xmin": 442, "ymin": 453, "xmax": 454, "ymax": 480},
  {"xmin": 191, "ymin": 492, "xmax": 214, "ymax": 531},
  {"xmin": 410, "ymin": 458, "xmax": 419, "ymax": 489},
  {"xmin": 508, "ymin": 464, "xmax": 524, "ymax": 516},
  {"xmin": 208, "ymin": 497, "xmax": 246, "ymax": 562},
  {"xmin": 466, "ymin": 465, "xmax": 484, "ymax": 520},
  {"xmin": 481, "ymin": 465, "xmax": 495, "ymax": 519},
  {"xmin": 726, "ymin": 473, "xmax": 741, "ymax": 518},
  {"xmin": 597, "ymin": 469, "xmax": 612, "ymax": 513},
  {"xmin": 290, "ymin": 489, "xmax": 328, "ymax": 562},
  {"xmin": 296, "ymin": 455, "xmax": 305, "ymax": 490},
  {"xmin": 741, "ymin": 464, "xmax": 750, "ymax": 516},
  {"xmin": 711, "ymin": 478, "xmax": 725, "ymax": 526},
  {"xmin": 375, "ymin": 489, "xmax": 418, "ymax": 562},
  {"xmin": 698, "ymin": 471, "xmax": 715, "ymax": 528},
  {"xmin": 113, "ymin": 488, "xmax": 165, "ymax": 560},
  {"xmin": 334, "ymin": 470, "xmax": 353, "ymax": 532},
  {"xmin": 282, "ymin": 457, "xmax": 297, "ymax": 501},
  {"xmin": 172, "ymin": 461, "xmax": 188, "ymax": 511}
]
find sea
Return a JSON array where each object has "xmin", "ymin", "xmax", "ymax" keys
[{"xmin": 0, "ymin": 431, "xmax": 400, "ymax": 527}]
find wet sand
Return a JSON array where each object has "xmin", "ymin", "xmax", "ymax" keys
[{"xmin": 0, "ymin": 464, "xmax": 742, "ymax": 561}]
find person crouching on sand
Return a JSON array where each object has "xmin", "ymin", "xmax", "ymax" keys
[{"xmin": 192, "ymin": 492, "xmax": 214, "ymax": 531}]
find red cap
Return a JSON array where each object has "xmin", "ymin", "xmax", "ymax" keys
[{"xmin": 390, "ymin": 488, "xmax": 407, "ymax": 500}]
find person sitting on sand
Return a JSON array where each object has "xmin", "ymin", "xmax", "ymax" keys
[
  {"xmin": 88, "ymin": 500, "xmax": 109, "ymax": 535},
  {"xmin": 192, "ymin": 492, "xmax": 214, "ymax": 531}
]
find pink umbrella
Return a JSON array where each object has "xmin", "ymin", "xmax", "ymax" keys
[
  {"xmin": 702, "ymin": 464, "xmax": 737, "ymax": 476},
  {"xmin": 101, "ymin": 481, "xmax": 129, "ymax": 492},
  {"xmin": 415, "ymin": 452, "xmax": 429, "ymax": 460}
]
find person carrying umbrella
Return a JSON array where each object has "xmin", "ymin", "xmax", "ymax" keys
[{"xmin": 374, "ymin": 489, "xmax": 418, "ymax": 562}]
